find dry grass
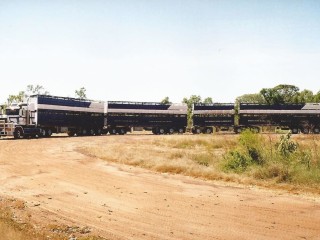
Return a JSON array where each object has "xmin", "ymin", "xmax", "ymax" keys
[
  {"xmin": 79, "ymin": 134, "xmax": 234, "ymax": 181},
  {"xmin": 79, "ymin": 133, "xmax": 320, "ymax": 195}
]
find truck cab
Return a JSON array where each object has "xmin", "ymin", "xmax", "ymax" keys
[{"xmin": 0, "ymin": 100, "xmax": 38, "ymax": 138}]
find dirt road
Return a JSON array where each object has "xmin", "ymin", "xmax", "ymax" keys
[{"xmin": 1, "ymin": 135, "xmax": 320, "ymax": 239}]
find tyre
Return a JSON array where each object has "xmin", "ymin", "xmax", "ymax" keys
[
  {"xmin": 313, "ymin": 128, "xmax": 320, "ymax": 134},
  {"xmin": 291, "ymin": 128, "xmax": 299, "ymax": 134},
  {"xmin": 14, "ymin": 128, "xmax": 23, "ymax": 139},
  {"xmin": 178, "ymin": 128, "xmax": 184, "ymax": 134},
  {"xmin": 168, "ymin": 128, "xmax": 174, "ymax": 134},
  {"xmin": 40, "ymin": 129, "xmax": 46, "ymax": 137},
  {"xmin": 196, "ymin": 128, "xmax": 201, "ymax": 134},
  {"xmin": 96, "ymin": 129, "xmax": 102, "ymax": 135},
  {"xmin": 46, "ymin": 129, "xmax": 52, "ymax": 137},
  {"xmin": 110, "ymin": 129, "xmax": 117, "ymax": 135},
  {"xmin": 302, "ymin": 128, "xmax": 309, "ymax": 134},
  {"xmin": 119, "ymin": 128, "xmax": 126, "ymax": 135},
  {"xmin": 81, "ymin": 129, "xmax": 87, "ymax": 136},
  {"xmin": 205, "ymin": 128, "xmax": 212, "ymax": 134},
  {"xmin": 236, "ymin": 128, "xmax": 242, "ymax": 134},
  {"xmin": 159, "ymin": 128, "xmax": 165, "ymax": 134},
  {"xmin": 67, "ymin": 131, "xmax": 75, "ymax": 137}
]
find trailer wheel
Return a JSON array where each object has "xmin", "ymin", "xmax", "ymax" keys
[
  {"xmin": 39, "ymin": 129, "xmax": 46, "ymax": 137},
  {"xmin": 67, "ymin": 131, "xmax": 75, "ymax": 137},
  {"xmin": 119, "ymin": 128, "xmax": 127, "ymax": 135},
  {"xmin": 195, "ymin": 128, "xmax": 201, "ymax": 134},
  {"xmin": 159, "ymin": 128, "xmax": 165, "ymax": 134},
  {"xmin": 89, "ymin": 129, "xmax": 95, "ymax": 136},
  {"xmin": 236, "ymin": 128, "xmax": 242, "ymax": 134},
  {"xmin": 313, "ymin": 127, "xmax": 320, "ymax": 134},
  {"xmin": 168, "ymin": 128, "xmax": 174, "ymax": 134},
  {"xmin": 205, "ymin": 128, "xmax": 212, "ymax": 134},
  {"xmin": 96, "ymin": 129, "xmax": 102, "ymax": 135},
  {"xmin": 110, "ymin": 129, "xmax": 117, "ymax": 135},
  {"xmin": 291, "ymin": 128, "xmax": 299, "ymax": 134},
  {"xmin": 14, "ymin": 128, "xmax": 23, "ymax": 139},
  {"xmin": 302, "ymin": 128, "xmax": 309, "ymax": 134},
  {"xmin": 178, "ymin": 128, "xmax": 184, "ymax": 134}
]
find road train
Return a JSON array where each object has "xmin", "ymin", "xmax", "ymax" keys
[{"xmin": 0, "ymin": 94, "xmax": 320, "ymax": 138}]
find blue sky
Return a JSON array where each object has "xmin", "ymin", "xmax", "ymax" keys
[{"xmin": 1, "ymin": 0, "xmax": 320, "ymax": 103}]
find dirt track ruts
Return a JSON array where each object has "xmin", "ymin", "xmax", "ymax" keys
[{"xmin": 1, "ymin": 135, "xmax": 320, "ymax": 239}]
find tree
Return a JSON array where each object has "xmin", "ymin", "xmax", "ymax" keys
[
  {"xmin": 6, "ymin": 85, "xmax": 49, "ymax": 105},
  {"xmin": 182, "ymin": 95, "xmax": 202, "ymax": 108},
  {"xmin": 296, "ymin": 89, "xmax": 315, "ymax": 103},
  {"xmin": 260, "ymin": 84, "xmax": 300, "ymax": 104},
  {"xmin": 75, "ymin": 87, "xmax": 87, "ymax": 99},
  {"xmin": 236, "ymin": 93, "xmax": 266, "ymax": 104},
  {"xmin": 203, "ymin": 97, "xmax": 213, "ymax": 104},
  {"xmin": 314, "ymin": 91, "xmax": 320, "ymax": 103},
  {"xmin": 160, "ymin": 96, "xmax": 171, "ymax": 104},
  {"xmin": 7, "ymin": 91, "xmax": 25, "ymax": 105},
  {"xmin": 182, "ymin": 95, "xmax": 202, "ymax": 128},
  {"xmin": 26, "ymin": 84, "xmax": 49, "ymax": 95}
]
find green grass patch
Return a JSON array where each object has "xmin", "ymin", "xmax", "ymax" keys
[{"xmin": 221, "ymin": 130, "xmax": 320, "ymax": 186}]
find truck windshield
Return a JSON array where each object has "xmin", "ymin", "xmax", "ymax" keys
[{"xmin": 5, "ymin": 109, "xmax": 20, "ymax": 115}]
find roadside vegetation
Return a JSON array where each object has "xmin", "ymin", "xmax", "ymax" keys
[
  {"xmin": 222, "ymin": 130, "xmax": 320, "ymax": 187},
  {"xmin": 80, "ymin": 132, "xmax": 320, "ymax": 194}
]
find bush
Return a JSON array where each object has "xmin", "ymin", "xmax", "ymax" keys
[
  {"xmin": 222, "ymin": 149, "xmax": 252, "ymax": 173},
  {"xmin": 221, "ymin": 130, "xmax": 320, "ymax": 186},
  {"xmin": 221, "ymin": 130, "xmax": 265, "ymax": 173}
]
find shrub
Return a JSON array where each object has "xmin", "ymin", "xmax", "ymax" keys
[
  {"xmin": 221, "ymin": 130, "xmax": 265, "ymax": 173},
  {"xmin": 222, "ymin": 149, "xmax": 252, "ymax": 173},
  {"xmin": 276, "ymin": 132, "xmax": 298, "ymax": 157}
]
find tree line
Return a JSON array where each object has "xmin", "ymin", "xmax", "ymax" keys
[
  {"xmin": 3, "ymin": 85, "xmax": 87, "ymax": 106},
  {"xmin": 236, "ymin": 84, "xmax": 320, "ymax": 104},
  {"xmin": 2, "ymin": 84, "xmax": 320, "ymax": 111}
]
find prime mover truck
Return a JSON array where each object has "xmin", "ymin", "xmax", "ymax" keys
[{"xmin": 0, "ymin": 95, "xmax": 105, "ymax": 139}]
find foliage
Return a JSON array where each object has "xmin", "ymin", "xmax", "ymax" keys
[
  {"xmin": 314, "ymin": 91, "xmax": 320, "ymax": 102},
  {"xmin": 221, "ymin": 130, "xmax": 320, "ymax": 184},
  {"xmin": 236, "ymin": 93, "xmax": 266, "ymax": 103},
  {"xmin": 258, "ymin": 84, "xmax": 320, "ymax": 104},
  {"xmin": 182, "ymin": 95, "xmax": 213, "ymax": 127},
  {"xmin": 260, "ymin": 84, "xmax": 300, "ymax": 104},
  {"xmin": 7, "ymin": 91, "xmax": 25, "ymax": 105},
  {"xmin": 26, "ymin": 84, "xmax": 49, "ymax": 95},
  {"xmin": 75, "ymin": 87, "xmax": 87, "ymax": 99},
  {"xmin": 296, "ymin": 89, "xmax": 315, "ymax": 103},
  {"xmin": 160, "ymin": 96, "xmax": 171, "ymax": 104},
  {"xmin": 6, "ymin": 85, "xmax": 49, "ymax": 105},
  {"xmin": 203, "ymin": 97, "xmax": 213, "ymax": 104},
  {"xmin": 222, "ymin": 130, "xmax": 265, "ymax": 172},
  {"xmin": 276, "ymin": 132, "xmax": 298, "ymax": 157}
]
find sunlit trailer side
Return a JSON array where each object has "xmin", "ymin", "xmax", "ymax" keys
[
  {"xmin": 238, "ymin": 103, "xmax": 320, "ymax": 134},
  {"xmin": 105, "ymin": 101, "xmax": 188, "ymax": 134},
  {"xmin": 192, "ymin": 103, "xmax": 235, "ymax": 134}
]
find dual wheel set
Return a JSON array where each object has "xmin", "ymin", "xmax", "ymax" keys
[
  {"xmin": 151, "ymin": 127, "xmax": 185, "ymax": 135},
  {"xmin": 107, "ymin": 128, "xmax": 128, "ymax": 135},
  {"xmin": 292, "ymin": 127, "xmax": 320, "ymax": 134},
  {"xmin": 192, "ymin": 127, "xmax": 213, "ymax": 134},
  {"xmin": 13, "ymin": 127, "xmax": 54, "ymax": 139},
  {"xmin": 67, "ymin": 128, "xmax": 103, "ymax": 137}
]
